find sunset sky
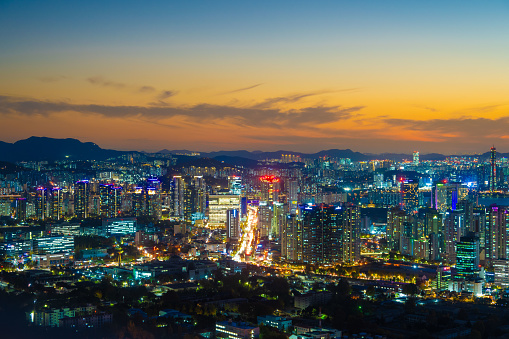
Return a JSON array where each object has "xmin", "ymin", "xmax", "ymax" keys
[{"xmin": 1, "ymin": 1, "xmax": 508, "ymax": 154}]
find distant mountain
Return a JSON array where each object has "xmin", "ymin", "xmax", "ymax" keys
[
  {"xmin": 0, "ymin": 137, "xmax": 124, "ymax": 162},
  {"xmin": 176, "ymin": 157, "xmax": 233, "ymax": 169},
  {"xmin": 213, "ymin": 156, "xmax": 259, "ymax": 168}
]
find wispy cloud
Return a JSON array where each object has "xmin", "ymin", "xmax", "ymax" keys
[
  {"xmin": 251, "ymin": 88, "xmax": 359, "ymax": 109},
  {"xmin": 221, "ymin": 83, "xmax": 263, "ymax": 94},
  {"xmin": 87, "ymin": 76, "xmax": 126, "ymax": 89},
  {"xmin": 0, "ymin": 95, "xmax": 363, "ymax": 128},
  {"xmin": 157, "ymin": 90, "xmax": 176, "ymax": 101},
  {"xmin": 38, "ymin": 76, "xmax": 67, "ymax": 83},
  {"xmin": 138, "ymin": 86, "xmax": 156, "ymax": 93}
]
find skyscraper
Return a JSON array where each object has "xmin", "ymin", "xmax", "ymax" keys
[
  {"xmin": 400, "ymin": 179, "xmax": 418, "ymax": 214},
  {"xmin": 490, "ymin": 146, "xmax": 497, "ymax": 191},
  {"xmin": 456, "ymin": 233, "xmax": 480, "ymax": 278},
  {"xmin": 413, "ymin": 151, "xmax": 419, "ymax": 165},
  {"xmin": 282, "ymin": 213, "xmax": 303, "ymax": 262},
  {"xmin": 35, "ymin": 187, "xmax": 48, "ymax": 220},
  {"xmin": 50, "ymin": 187, "xmax": 63, "ymax": 220},
  {"xmin": 226, "ymin": 209, "xmax": 240, "ymax": 242},
  {"xmin": 74, "ymin": 180, "xmax": 90, "ymax": 219}
]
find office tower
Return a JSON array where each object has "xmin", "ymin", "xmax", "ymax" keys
[
  {"xmin": 16, "ymin": 198, "xmax": 27, "ymax": 221},
  {"xmin": 341, "ymin": 204, "xmax": 361, "ymax": 263},
  {"xmin": 485, "ymin": 205, "xmax": 509, "ymax": 262},
  {"xmin": 183, "ymin": 176, "xmax": 206, "ymax": 225},
  {"xmin": 103, "ymin": 217, "xmax": 137, "ymax": 236},
  {"xmin": 36, "ymin": 187, "xmax": 48, "ymax": 220},
  {"xmin": 282, "ymin": 213, "xmax": 303, "ymax": 262},
  {"xmin": 443, "ymin": 210, "xmax": 465, "ymax": 262},
  {"xmin": 299, "ymin": 204, "xmax": 356, "ymax": 264},
  {"xmin": 132, "ymin": 187, "xmax": 146, "ymax": 217},
  {"xmin": 207, "ymin": 195, "xmax": 241, "ymax": 229},
  {"xmin": 301, "ymin": 204, "xmax": 339, "ymax": 264},
  {"xmin": 170, "ymin": 176, "xmax": 185, "ymax": 219},
  {"xmin": 429, "ymin": 232, "xmax": 442, "ymax": 261},
  {"xmin": 260, "ymin": 175, "xmax": 280, "ymax": 203},
  {"xmin": 436, "ymin": 266, "xmax": 452, "ymax": 291},
  {"xmin": 226, "ymin": 209, "xmax": 241, "ymax": 242},
  {"xmin": 400, "ymin": 179, "xmax": 418, "ymax": 214},
  {"xmin": 33, "ymin": 236, "xmax": 75, "ymax": 254},
  {"xmin": 456, "ymin": 233, "xmax": 480, "ymax": 278},
  {"xmin": 228, "ymin": 175, "xmax": 242, "ymax": 195},
  {"xmin": 258, "ymin": 201, "xmax": 272, "ymax": 238},
  {"xmin": 286, "ymin": 179, "xmax": 299, "ymax": 214},
  {"xmin": 99, "ymin": 184, "xmax": 122, "ymax": 217},
  {"xmin": 387, "ymin": 207, "xmax": 408, "ymax": 251},
  {"xmin": 494, "ymin": 259, "xmax": 509, "ymax": 288},
  {"xmin": 433, "ymin": 182, "xmax": 468, "ymax": 213},
  {"xmin": 74, "ymin": 180, "xmax": 90, "ymax": 219},
  {"xmin": 50, "ymin": 187, "xmax": 63, "ymax": 220},
  {"xmin": 146, "ymin": 187, "xmax": 162, "ymax": 220},
  {"xmin": 413, "ymin": 151, "xmax": 419, "ymax": 165},
  {"xmin": 490, "ymin": 146, "xmax": 497, "ymax": 191},
  {"xmin": 271, "ymin": 202, "xmax": 285, "ymax": 240}
]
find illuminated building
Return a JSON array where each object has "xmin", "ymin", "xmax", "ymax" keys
[
  {"xmin": 227, "ymin": 209, "xmax": 240, "ymax": 241},
  {"xmin": 456, "ymin": 233, "xmax": 480, "ymax": 278},
  {"xmin": 147, "ymin": 187, "xmax": 162, "ymax": 220},
  {"xmin": 132, "ymin": 187, "xmax": 146, "ymax": 217},
  {"xmin": 433, "ymin": 182, "xmax": 468, "ymax": 213},
  {"xmin": 74, "ymin": 180, "xmax": 90, "ymax": 219},
  {"xmin": 282, "ymin": 213, "xmax": 303, "ymax": 262},
  {"xmin": 215, "ymin": 321, "xmax": 260, "ymax": 339},
  {"xmin": 443, "ymin": 210, "xmax": 465, "ymax": 262},
  {"xmin": 103, "ymin": 217, "xmax": 137, "ymax": 236},
  {"xmin": 400, "ymin": 179, "xmax": 418, "ymax": 214},
  {"xmin": 286, "ymin": 179, "xmax": 299, "ymax": 214},
  {"xmin": 259, "ymin": 175, "xmax": 280, "ymax": 203},
  {"xmin": 271, "ymin": 202, "xmax": 285, "ymax": 240},
  {"xmin": 494, "ymin": 259, "xmax": 509, "ymax": 287},
  {"xmin": 171, "ymin": 176, "xmax": 185, "ymax": 219},
  {"xmin": 183, "ymin": 176, "xmax": 206, "ymax": 225},
  {"xmin": 490, "ymin": 146, "xmax": 497, "ymax": 191},
  {"xmin": 50, "ymin": 223, "xmax": 81, "ymax": 236},
  {"xmin": 386, "ymin": 207, "xmax": 408, "ymax": 251},
  {"xmin": 99, "ymin": 184, "xmax": 122, "ymax": 217},
  {"xmin": 132, "ymin": 187, "xmax": 161, "ymax": 219},
  {"xmin": 15, "ymin": 198, "xmax": 27, "ymax": 221},
  {"xmin": 435, "ymin": 266, "xmax": 452, "ymax": 291},
  {"xmin": 35, "ymin": 187, "xmax": 48, "ymax": 220},
  {"xmin": 485, "ymin": 205, "xmax": 509, "ymax": 262},
  {"xmin": 208, "ymin": 195, "xmax": 241, "ymax": 229},
  {"xmin": 33, "ymin": 235, "xmax": 74, "ymax": 254},
  {"xmin": 341, "ymin": 204, "xmax": 361, "ymax": 263},
  {"xmin": 50, "ymin": 187, "xmax": 63, "ymax": 220},
  {"xmin": 228, "ymin": 175, "xmax": 242, "ymax": 195},
  {"xmin": 258, "ymin": 201, "xmax": 272, "ymax": 238},
  {"xmin": 300, "ymin": 204, "xmax": 342, "ymax": 264},
  {"xmin": 413, "ymin": 151, "xmax": 419, "ymax": 165}
]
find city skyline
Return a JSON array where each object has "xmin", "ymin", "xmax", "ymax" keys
[{"xmin": 1, "ymin": 1, "xmax": 508, "ymax": 153}]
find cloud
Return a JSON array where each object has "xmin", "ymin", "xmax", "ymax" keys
[
  {"xmin": 0, "ymin": 94, "xmax": 363, "ymax": 128},
  {"xmin": 251, "ymin": 88, "xmax": 359, "ymax": 109},
  {"xmin": 138, "ymin": 86, "xmax": 156, "ymax": 93},
  {"xmin": 221, "ymin": 83, "xmax": 263, "ymax": 94},
  {"xmin": 157, "ymin": 90, "xmax": 176, "ymax": 101},
  {"xmin": 86, "ymin": 76, "xmax": 126, "ymax": 89},
  {"xmin": 38, "ymin": 76, "xmax": 67, "ymax": 83},
  {"xmin": 383, "ymin": 116, "xmax": 509, "ymax": 140},
  {"xmin": 415, "ymin": 105, "xmax": 438, "ymax": 113}
]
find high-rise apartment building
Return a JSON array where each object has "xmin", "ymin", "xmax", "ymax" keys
[{"xmin": 74, "ymin": 180, "xmax": 90, "ymax": 219}]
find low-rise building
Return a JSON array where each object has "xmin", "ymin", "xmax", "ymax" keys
[{"xmin": 216, "ymin": 321, "xmax": 260, "ymax": 339}]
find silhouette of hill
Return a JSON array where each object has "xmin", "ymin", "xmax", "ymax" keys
[{"xmin": 0, "ymin": 137, "xmax": 123, "ymax": 162}]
